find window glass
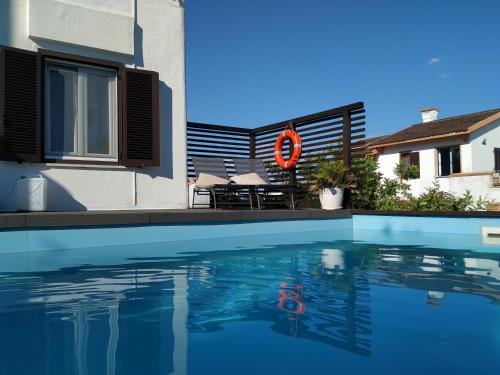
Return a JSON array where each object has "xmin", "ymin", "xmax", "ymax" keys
[
  {"xmin": 49, "ymin": 68, "xmax": 77, "ymax": 153},
  {"xmin": 45, "ymin": 61, "xmax": 117, "ymax": 160},
  {"xmin": 439, "ymin": 149, "xmax": 451, "ymax": 176},
  {"xmin": 87, "ymin": 72, "xmax": 111, "ymax": 155},
  {"xmin": 438, "ymin": 146, "xmax": 460, "ymax": 176}
]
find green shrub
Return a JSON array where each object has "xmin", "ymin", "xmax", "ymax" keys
[
  {"xmin": 351, "ymin": 156, "xmax": 382, "ymax": 210},
  {"xmin": 374, "ymin": 178, "xmax": 413, "ymax": 211},
  {"xmin": 309, "ymin": 159, "xmax": 356, "ymax": 190},
  {"xmin": 409, "ymin": 181, "xmax": 462, "ymax": 211},
  {"xmin": 349, "ymin": 156, "xmax": 490, "ymax": 211},
  {"xmin": 394, "ymin": 160, "xmax": 420, "ymax": 181}
]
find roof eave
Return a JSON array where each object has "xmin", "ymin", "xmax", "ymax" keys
[
  {"xmin": 371, "ymin": 111, "xmax": 500, "ymax": 150},
  {"xmin": 370, "ymin": 132, "xmax": 468, "ymax": 149}
]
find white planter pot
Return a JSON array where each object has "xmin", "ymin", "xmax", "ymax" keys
[{"xmin": 319, "ymin": 188, "xmax": 344, "ymax": 210}]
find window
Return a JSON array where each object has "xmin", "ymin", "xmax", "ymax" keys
[
  {"xmin": 0, "ymin": 45, "xmax": 160, "ymax": 167},
  {"xmin": 44, "ymin": 60, "xmax": 118, "ymax": 161},
  {"xmin": 495, "ymin": 148, "xmax": 500, "ymax": 172},
  {"xmin": 400, "ymin": 151, "xmax": 420, "ymax": 178},
  {"xmin": 438, "ymin": 146, "xmax": 461, "ymax": 176}
]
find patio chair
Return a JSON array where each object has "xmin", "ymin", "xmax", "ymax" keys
[
  {"xmin": 191, "ymin": 157, "xmax": 255, "ymax": 209},
  {"xmin": 232, "ymin": 158, "xmax": 296, "ymax": 210}
]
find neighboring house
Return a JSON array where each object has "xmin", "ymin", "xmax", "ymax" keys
[
  {"xmin": 370, "ymin": 107, "xmax": 500, "ymax": 202},
  {"xmin": 0, "ymin": 0, "xmax": 187, "ymax": 211}
]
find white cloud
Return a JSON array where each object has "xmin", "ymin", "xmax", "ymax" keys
[
  {"xmin": 438, "ymin": 73, "xmax": 451, "ymax": 79},
  {"xmin": 427, "ymin": 57, "xmax": 441, "ymax": 65}
]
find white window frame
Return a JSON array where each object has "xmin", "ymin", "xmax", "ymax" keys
[
  {"xmin": 44, "ymin": 59, "xmax": 118, "ymax": 162},
  {"xmin": 437, "ymin": 146, "xmax": 461, "ymax": 176}
]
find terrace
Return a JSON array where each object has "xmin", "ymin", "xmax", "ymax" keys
[{"xmin": 186, "ymin": 101, "xmax": 366, "ymax": 209}]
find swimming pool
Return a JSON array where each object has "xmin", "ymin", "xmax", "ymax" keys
[{"xmin": 0, "ymin": 218, "xmax": 499, "ymax": 374}]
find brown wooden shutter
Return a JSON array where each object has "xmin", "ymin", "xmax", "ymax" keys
[
  {"xmin": 122, "ymin": 67, "xmax": 160, "ymax": 167},
  {"xmin": 410, "ymin": 151, "xmax": 420, "ymax": 178},
  {"xmin": 0, "ymin": 46, "xmax": 41, "ymax": 163},
  {"xmin": 410, "ymin": 151, "xmax": 419, "ymax": 167}
]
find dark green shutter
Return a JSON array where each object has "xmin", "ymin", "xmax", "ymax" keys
[
  {"xmin": 494, "ymin": 148, "xmax": 500, "ymax": 172},
  {"xmin": 122, "ymin": 67, "xmax": 160, "ymax": 167},
  {"xmin": 0, "ymin": 46, "xmax": 41, "ymax": 163}
]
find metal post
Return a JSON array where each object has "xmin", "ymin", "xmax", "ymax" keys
[
  {"xmin": 249, "ymin": 131, "xmax": 256, "ymax": 159},
  {"xmin": 342, "ymin": 111, "xmax": 352, "ymax": 169},
  {"xmin": 342, "ymin": 111, "xmax": 352, "ymax": 208},
  {"xmin": 288, "ymin": 140, "xmax": 297, "ymax": 186}
]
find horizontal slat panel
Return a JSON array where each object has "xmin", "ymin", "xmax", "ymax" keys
[
  {"xmin": 188, "ymin": 151, "xmax": 250, "ymax": 157},
  {"xmin": 187, "ymin": 130, "xmax": 249, "ymax": 142},
  {"xmin": 254, "ymin": 121, "xmax": 365, "ymax": 146},
  {"xmin": 253, "ymin": 102, "xmax": 364, "ymax": 133},
  {"xmin": 188, "ymin": 122, "xmax": 252, "ymax": 134},
  {"xmin": 187, "ymin": 104, "xmax": 367, "ymax": 196},
  {"xmin": 187, "ymin": 143, "xmax": 249, "ymax": 152},
  {"xmin": 188, "ymin": 137, "xmax": 248, "ymax": 146}
]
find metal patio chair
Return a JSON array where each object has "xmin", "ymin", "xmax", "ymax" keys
[
  {"xmin": 191, "ymin": 157, "xmax": 255, "ymax": 209},
  {"xmin": 232, "ymin": 158, "xmax": 296, "ymax": 210}
]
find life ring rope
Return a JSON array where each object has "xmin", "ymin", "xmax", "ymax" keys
[{"xmin": 274, "ymin": 122, "xmax": 302, "ymax": 170}]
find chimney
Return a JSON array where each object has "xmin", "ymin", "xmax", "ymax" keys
[{"xmin": 421, "ymin": 107, "xmax": 439, "ymax": 123}]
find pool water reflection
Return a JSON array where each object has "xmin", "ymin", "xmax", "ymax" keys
[{"xmin": 0, "ymin": 233, "xmax": 499, "ymax": 374}]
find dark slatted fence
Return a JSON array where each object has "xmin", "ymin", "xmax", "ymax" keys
[
  {"xmin": 253, "ymin": 102, "xmax": 366, "ymax": 183},
  {"xmin": 187, "ymin": 122, "xmax": 251, "ymax": 178},
  {"xmin": 187, "ymin": 102, "xmax": 366, "ymax": 203}
]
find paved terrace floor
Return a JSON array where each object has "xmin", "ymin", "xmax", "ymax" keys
[
  {"xmin": 0, "ymin": 209, "xmax": 352, "ymax": 229},
  {"xmin": 1, "ymin": 209, "xmax": 498, "ymax": 230}
]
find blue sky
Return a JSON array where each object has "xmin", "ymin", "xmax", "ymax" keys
[{"xmin": 185, "ymin": 0, "xmax": 500, "ymax": 137}]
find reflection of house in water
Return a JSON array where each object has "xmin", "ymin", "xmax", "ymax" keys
[
  {"xmin": 464, "ymin": 258, "xmax": 500, "ymax": 281},
  {"xmin": 375, "ymin": 247, "xmax": 500, "ymax": 303},
  {"xmin": 0, "ymin": 266, "xmax": 188, "ymax": 375}
]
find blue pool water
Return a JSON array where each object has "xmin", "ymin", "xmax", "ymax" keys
[{"xmin": 0, "ymin": 226, "xmax": 499, "ymax": 374}]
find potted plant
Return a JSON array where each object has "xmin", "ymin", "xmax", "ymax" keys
[{"xmin": 309, "ymin": 159, "xmax": 355, "ymax": 210}]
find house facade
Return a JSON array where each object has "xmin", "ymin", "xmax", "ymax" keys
[
  {"xmin": 0, "ymin": 0, "xmax": 187, "ymax": 211},
  {"xmin": 370, "ymin": 108, "xmax": 500, "ymax": 203}
]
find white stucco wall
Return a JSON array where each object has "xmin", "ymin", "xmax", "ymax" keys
[
  {"xmin": 376, "ymin": 127, "xmax": 500, "ymax": 202},
  {"xmin": 469, "ymin": 119, "xmax": 500, "ymax": 172},
  {"xmin": 378, "ymin": 140, "xmax": 453, "ymax": 196},
  {"xmin": 437, "ymin": 175, "xmax": 500, "ymax": 202},
  {"xmin": 29, "ymin": 0, "xmax": 135, "ymax": 56},
  {"xmin": 0, "ymin": 0, "xmax": 188, "ymax": 211}
]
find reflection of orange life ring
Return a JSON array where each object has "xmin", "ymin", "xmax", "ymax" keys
[
  {"xmin": 278, "ymin": 287, "xmax": 305, "ymax": 315},
  {"xmin": 274, "ymin": 129, "xmax": 302, "ymax": 170}
]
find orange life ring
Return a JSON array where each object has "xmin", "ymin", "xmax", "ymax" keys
[{"xmin": 274, "ymin": 129, "xmax": 302, "ymax": 170}]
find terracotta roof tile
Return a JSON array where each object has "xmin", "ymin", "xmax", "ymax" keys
[{"xmin": 372, "ymin": 108, "xmax": 500, "ymax": 146}]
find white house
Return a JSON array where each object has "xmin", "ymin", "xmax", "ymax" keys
[
  {"xmin": 0, "ymin": 0, "xmax": 187, "ymax": 211},
  {"xmin": 369, "ymin": 107, "xmax": 500, "ymax": 203}
]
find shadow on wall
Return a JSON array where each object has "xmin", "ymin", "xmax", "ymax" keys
[
  {"xmin": 157, "ymin": 82, "xmax": 174, "ymax": 179},
  {"xmin": 43, "ymin": 173, "xmax": 86, "ymax": 211},
  {"xmin": 134, "ymin": 0, "xmax": 144, "ymax": 67},
  {"xmin": 33, "ymin": 38, "xmax": 135, "ymax": 66},
  {"xmin": 132, "ymin": 2, "xmax": 174, "ymax": 180},
  {"xmin": 0, "ymin": 172, "xmax": 86, "ymax": 212}
]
